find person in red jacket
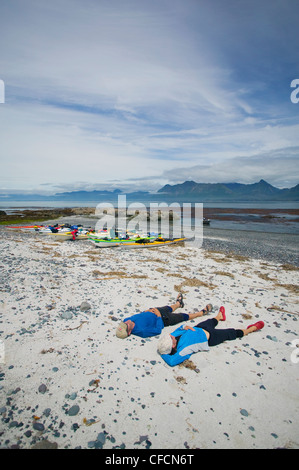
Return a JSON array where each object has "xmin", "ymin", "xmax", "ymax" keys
[{"xmin": 71, "ymin": 227, "xmax": 78, "ymax": 240}]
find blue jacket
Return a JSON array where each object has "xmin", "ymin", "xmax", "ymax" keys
[
  {"xmin": 124, "ymin": 311, "xmax": 164, "ymax": 338},
  {"xmin": 161, "ymin": 325, "xmax": 209, "ymax": 366}
]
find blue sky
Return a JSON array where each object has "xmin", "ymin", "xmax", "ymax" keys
[{"xmin": 0, "ymin": 0, "xmax": 298, "ymax": 194}]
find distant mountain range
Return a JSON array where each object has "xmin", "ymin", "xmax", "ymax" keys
[
  {"xmin": 157, "ymin": 179, "xmax": 299, "ymax": 201},
  {"xmin": 0, "ymin": 179, "xmax": 298, "ymax": 202}
]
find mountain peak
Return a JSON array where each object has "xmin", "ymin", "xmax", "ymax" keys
[
  {"xmin": 157, "ymin": 179, "xmax": 299, "ymax": 201},
  {"xmin": 258, "ymin": 179, "xmax": 271, "ymax": 185}
]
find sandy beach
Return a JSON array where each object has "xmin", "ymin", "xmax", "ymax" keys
[{"xmin": 0, "ymin": 224, "xmax": 298, "ymax": 450}]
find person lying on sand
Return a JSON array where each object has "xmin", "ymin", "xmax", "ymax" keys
[
  {"xmin": 116, "ymin": 294, "xmax": 213, "ymax": 339},
  {"xmin": 157, "ymin": 306, "xmax": 265, "ymax": 366}
]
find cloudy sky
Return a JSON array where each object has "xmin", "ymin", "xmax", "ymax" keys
[{"xmin": 0, "ymin": 0, "xmax": 299, "ymax": 194}]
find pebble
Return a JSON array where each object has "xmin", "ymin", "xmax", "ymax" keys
[
  {"xmin": 266, "ymin": 335, "xmax": 278, "ymax": 342},
  {"xmin": 33, "ymin": 422, "xmax": 45, "ymax": 431},
  {"xmin": 88, "ymin": 432, "xmax": 106, "ymax": 449},
  {"xmin": 67, "ymin": 405, "xmax": 80, "ymax": 416},
  {"xmin": 38, "ymin": 384, "xmax": 47, "ymax": 394},
  {"xmin": 96, "ymin": 432, "xmax": 106, "ymax": 446},
  {"xmin": 31, "ymin": 439, "xmax": 58, "ymax": 449},
  {"xmin": 9, "ymin": 421, "xmax": 18, "ymax": 428},
  {"xmin": 80, "ymin": 301, "xmax": 91, "ymax": 312},
  {"xmin": 61, "ymin": 311, "xmax": 73, "ymax": 320}
]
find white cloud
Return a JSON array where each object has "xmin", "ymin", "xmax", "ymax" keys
[
  {"xmin": 160, "ymin": 148, "xmax": 299, "ymax": 189},
  {"xmin": 0, "ymin": 0, "xmax": 298, "ymax": 194}
]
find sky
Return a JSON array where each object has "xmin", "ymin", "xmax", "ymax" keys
[{"xmin": 0, "ymin": 0, "xmax": 299, "ymax": 195}]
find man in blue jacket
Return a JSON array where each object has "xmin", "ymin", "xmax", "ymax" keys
[
  {"xmin": 116, "ymin": 294, "xmax": 213, "ymax": 339},
  {"xmin": 157, "ymin": 307, "xmax": 264, "ymax": 366}
]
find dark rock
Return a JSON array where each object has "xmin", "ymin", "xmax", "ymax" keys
[
  {"xmin": 67, "ymin": 405, "xmax": 80, "ymax": 416},
  {"xmin": 33, "ymin": 422, "xmax": 45, "ymax": 431},
  {"xmin": 38, "ymin": 384, "xmax": 47, "ymax": 394},
  {"xmin": 80, "ymin": 301, "xmax": 91, "ymax": 312},
  {"xmin": 31, "ymin": 439, "xmax": 58, "ymax": 449},
  {"xmin": 43, "ymin": 408, "xmax": 51, "ymax": 417}
]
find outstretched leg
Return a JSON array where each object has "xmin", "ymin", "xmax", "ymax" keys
[
  {"xmin": 241, "ymin": 321, "xmax": 265, "ymax": 336},
  {"xmin": 195, "ymin": 306, "xmax": 224, "ymax": 330},
  {"xmin": 169, "ymin": 293, "xmax": 184, "ymax": 312},
  {"xmin": 187, "ymin": 303, "xmax": 213, "ymax": 320},
  {"xmin": 169, "ymin": 300, "xmax": 182, "ymax": 313},
  {"xmin": 170, "ymin": 294, "xmax": 212, "ymax": 321},
  {"xmin": 160, "ymin": 295, "xmax": 213, "ymax": 327},
  {"xmin": 198, "ymin": 311, "xmax": 264, "ymax": 347}
]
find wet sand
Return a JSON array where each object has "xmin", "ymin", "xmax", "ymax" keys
[{"xmin": 203, "ymin": 207, "xmax": 299, "ymax": 224}]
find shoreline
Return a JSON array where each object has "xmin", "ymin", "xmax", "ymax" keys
[
  {"xmin": 1, "ymin": 209, "xmax": 298, "ymax": 266},
  {"xmin": 1, "ymin": 205, "xmax": 299, "ymax": 223}
]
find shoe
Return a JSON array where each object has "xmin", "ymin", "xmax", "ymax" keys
[
  {"xmin": 177, "ymin": 293, "xmax": 184, "ymax": 308},
  {"xmin": 202, "ymin": 303, "xmax": 213, "ymax": 315},
  {"xmin": 247, "ymin": 321, "xmax": 264, "ymax": 331},
  {"xmin": 219, "ymin": 306, "xmax": 226, "ymax": 321}
]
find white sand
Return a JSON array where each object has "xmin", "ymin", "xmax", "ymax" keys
[{"xmin": 0, "ymin": 229, "xmax": 298, "ymax": 449}]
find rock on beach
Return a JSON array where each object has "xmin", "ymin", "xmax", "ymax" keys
[{"xmin": 0, "ymin": 225, "xmax": 298, "ymax": 450}]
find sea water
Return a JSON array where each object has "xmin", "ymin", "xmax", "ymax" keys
[{"xmin": 0, "ymin": 198, "xmax": 298, "ymax": 235}]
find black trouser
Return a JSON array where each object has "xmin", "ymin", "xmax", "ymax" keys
[
  {"xmin": 195, "ymin": 318, "xmax": 244, "ymax": 347},
  {"xmin": 157, "ymin": 306, "xmax": 189, "ymax": 327}
]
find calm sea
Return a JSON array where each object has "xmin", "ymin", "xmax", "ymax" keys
[
  {"xmin": 1, "ymin": 197, "xmax": 299, "ymax": 210},
  {"xmin": 1, "ymin": 198, "xmax": 298, "ymax": 235}
]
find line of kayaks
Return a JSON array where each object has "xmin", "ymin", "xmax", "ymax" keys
[
  {"xmin": 87, "ymin": 228, "xmax": 189, "ymax": 248},
  {"xmin": 10, "ymin": 224, "xmax": 190, "ymax": 248},
  {"xmin": 89, "ymin": 234, "xmax": 189, "ymax": 248},
  {"xmin": 11, "ymin": 224, "xmax": 91, "ymax": 240}
]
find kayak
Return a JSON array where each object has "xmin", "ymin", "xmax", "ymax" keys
[
  {"xmin": 89, "ymin": 237, "xmax": 189, "ymax": 248},
  {"xmin": 88, "ymin": 237, "xmax": 157, "ymax": 247},
  {"xmin": 37, "ymin": 228, "xmax": 74, "ymax": 236},
  {"xmin": 48, "ymin": 231, "xmax": 90, "ymax": 240},
  {"xmin": 87, "ymin": 228, "xmax": 162, "ymax": 246},
  {"xmin": 8, "ymin": 225, "xmax": 44, "ymax": 230},
  {"xmin": 34, "ymin": 225, "xmax": 93, "ymax": 240}
]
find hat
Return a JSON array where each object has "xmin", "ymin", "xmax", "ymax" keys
[
  {"xmin": 116, "ymin": 321, "xmax": 128, "ymax": 339},
  {"xmin": 157, "ymin": 334, "xmax": 173, "ymax": 355}
]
